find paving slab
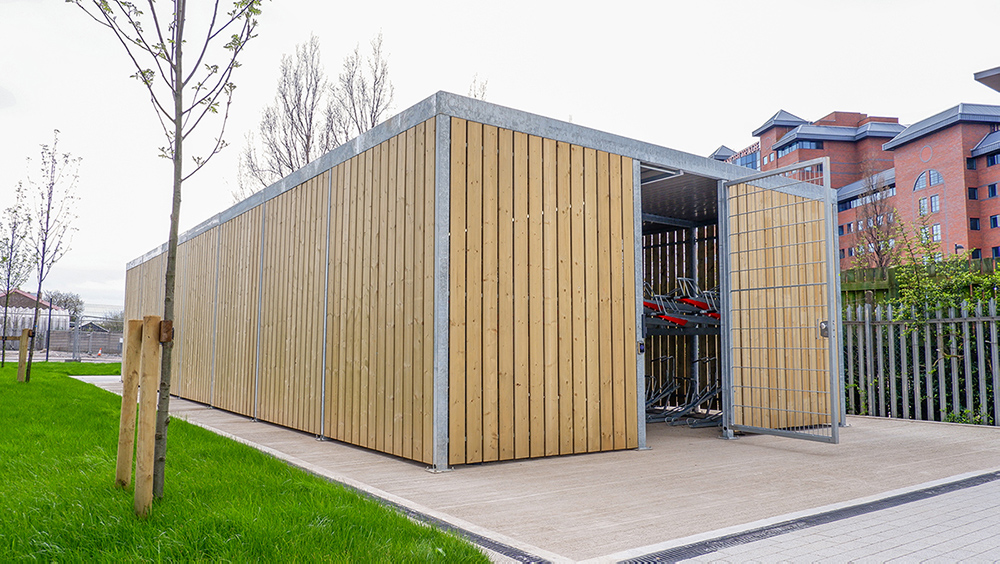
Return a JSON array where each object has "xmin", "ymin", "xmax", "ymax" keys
[{"xmin": 76, "ymin": 376, "xmax": 1000, "ymax": 562}]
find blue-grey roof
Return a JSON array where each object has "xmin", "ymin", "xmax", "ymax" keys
[
  {"xmin": 971, "ymin": 130, "xmax": 1000, "ymax": 157},
  {"xmin": 752, "ymin": 109, "xmax": 807, "ymax": 136},
  {"xmin": 837, "ymin": 168, "xmax": 896, "ymax": 202},
  {"xmin": 709, "ymin": 145, "xmax": 736, "ymax": 161},
  {"xmin": 883, "ymin": 103, "xmax": 1000, "ymax": 151},
  {"xmin": 771, "ymin": 121, "xmax": 906, "ymax": 150}
]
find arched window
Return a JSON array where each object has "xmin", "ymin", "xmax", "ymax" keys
[{"xmin": 914, "ymin": 169, "xmax": 943, "ymax": 190}]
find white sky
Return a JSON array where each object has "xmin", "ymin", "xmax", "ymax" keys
[{"xmin": 2, "ymin": 0, "xmax": 999, "ymax": 315}]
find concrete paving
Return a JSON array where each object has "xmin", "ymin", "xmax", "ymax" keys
[{"xmin": 77, "ymin": 375, "xmax": 1000, "ymax": 563}]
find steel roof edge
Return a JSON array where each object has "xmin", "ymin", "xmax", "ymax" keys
[
  {"xmin": 883, "ymin": 103, "xmax": 1000, "ymax": 151},
  {"xmin": 127, "ymin": 91, "xmax": 755, "ymax": 269},
  {"xmin": 837, "ymin": 168, "xmax": 896, "ymax": 202},
  {"xmin": 970, "ymin": 130, "xmax": 1000, "ymax": 157},
  {"xmin": 772, "ymin": 122, "xmax": 905, "ymax": 150}
]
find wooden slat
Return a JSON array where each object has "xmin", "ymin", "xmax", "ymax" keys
[
  {"xmin": 421, "ymin": 121, "xmax": 436, "ymax": 464},
  {"xmin": 402, "ymin": 127, "xmax": 416, "ymax": 459},
  {"xmin": 527, "ymin": 134, "xmax": 545, "ymax": 457},
  {"xmin": 465, "ymin": 121, "xmax": 484, "ymax": 464},
  {"xmin": 448, "ymin": 118, "xmax": 467, "ymax": 465},
  {"xmin": 482, "ymin": 124, "xmax": 500, "ymax": 462},
  {"xmin": 621, "ymin": 158, "xmax": 638, "ymax": 448},
  {"xmin": 359, "ymin": 151, "xmax": 374, "ymax": 445},
  {"xmin": 542, "ymin": 137, "xmax": 559, "ymax": 456},
  {"xmin": 596, "ymin": 151, "xmax": 614, "ymax": 450},
  {"xmin": 512, "ymin": 131, "xmax": 530, "ymax": 459},
  {"xmin": 376, "ymin": 145, "xmax": 390, "ymax": 450},
  {"xmin": 497, "ymin": 128, "xmax": 516, "ymax": 461},
  {"xmin": 570, "ymin": 144, "xmax": 588, "ymax": 452},
  {"xmin": 411, "ymin": 124, "xmax": 425, "ymax": 461},
  {"xmin": 608, "ymin": 155, "xmax": 626, "ymax": 449},
  {"xmin": 393, "ymin": 134, "xmax": 406, "ymax": 456},
  {"xmin": 583, "ymin": 147, "xmax": 601, "ymax": 451},
  {"xmin": 367, "ymin": 145, "xmax": 383, "ymax": 448},
  {"xmin": 556, "ymin": 141, "xmax": 574, "ymax": 454}
]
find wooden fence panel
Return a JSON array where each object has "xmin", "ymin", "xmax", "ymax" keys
[
  {"xmin": 448, "ymin": 118, "xmax": 638, "ymax": 463},
  {"xmin": 175, "ymin": 228, "xmax": 218, "ymax": 404},
  {"xmin": 258, "ymin": 172, "xmax": 328, "ymax": 435},
  {"xmin": 213, "ymin": 206, "xmax": 262, "ymax": 417}
]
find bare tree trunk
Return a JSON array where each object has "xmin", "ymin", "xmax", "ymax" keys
[
  {"xmin": 152, "ymin": 0, "xmax": 185, "ymax": 500},
  {"xmin": 2, "ymin": 289, "xmax": 10, "ymax": 367}
]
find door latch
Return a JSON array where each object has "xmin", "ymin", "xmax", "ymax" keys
[{"xmin": 819, "ymin": 320, "xmax": 829, "ymax": 338}]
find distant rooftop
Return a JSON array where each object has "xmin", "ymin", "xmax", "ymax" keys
[
  {"xmin": 752, "ymin": 110, "xmax": 807, "ymax": 137},
  {"xmin": 975, "ymin": 66, "xmax": 1000, "ymax": 93},
  {"xmin": 772, "ymin": 121, "xmax": 905, "ymax": 151},
  {"xmin": 709, "ymin": 145, "xmax": 736, "ymax": 161},
  {"xmin": 883, "ymin": 103, "xmax": 1000, "ymax": 151},
  {"xmin": 837, "ymin": 168, "xmax": 896, "ymax": 202}
]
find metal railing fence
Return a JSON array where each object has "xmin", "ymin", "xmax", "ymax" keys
[{"xmin": 843, "ymin": 302, "xmax": 1000, "ymax": 426}]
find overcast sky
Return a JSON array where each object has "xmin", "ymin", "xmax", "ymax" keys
[{"xmin": 2, "ymin": 0, "xmax": 999, "ymax": 315}]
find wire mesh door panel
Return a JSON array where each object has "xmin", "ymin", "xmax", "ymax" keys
[{"xmin": 722, "ymin": 159, "xmax": 840, "ymax": 443}]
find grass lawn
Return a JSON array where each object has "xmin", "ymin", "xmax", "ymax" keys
[{"xmin": 0, "ymin": 362, "xmax": 487, "ymax": 562}]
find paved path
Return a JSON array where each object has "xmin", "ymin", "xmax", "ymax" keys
[{"xmin": 76, "ymin": 375, "xmax": 1000, "ymax": 563}]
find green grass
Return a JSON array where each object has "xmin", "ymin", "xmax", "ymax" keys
[{"xmin": 0, "ymin": 363, "xmax": 487, "ymax": 562}]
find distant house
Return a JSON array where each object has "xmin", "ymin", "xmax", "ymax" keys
[
  {"xmin": 78, "ymin": 321, "xmax": 110, "ymax": 333},
  {"xmin": 0, "ymin": 289, "xmax": 71, "ymax": 336}
]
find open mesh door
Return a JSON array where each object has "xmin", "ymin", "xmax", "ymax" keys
[{"xmin": 721, "ymin": 158, "xmax": 841, "ymax": 443}]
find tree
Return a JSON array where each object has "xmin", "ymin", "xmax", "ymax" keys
[
  {"xmin": 102, "ymin": 309, "xmax": 125, "ymax": 332},
  {"xmin": 851, "ymin": 166, "xmax": 903, "ymax": 270},
  {"xmin": 235, "ymin": 32, "xmax": 394, "ymax": 202},
  {"xmin": 25, "ymin": 131, "xmax": 79, "ymax": 382},
  {"xmin": 72, "ymin": 0, "xmax": 263, "ymax": 500},
  {"xmin": 468, "ymin": 74, "xmax": 488, "ymax": 100},
  {"xmin": 237, "ymin": 34, "xmax": 339, "ymax": 199},
  {"xmin": 45, "ymin": 290, "xmax": 85, "ymax": 322},
  {"xmin": 0, "ymin": 183, "xmax": 33, "ymax": 368},
  {"xmin": 332, "ymin": 32, "xmax": 394, "ymax": 142}
]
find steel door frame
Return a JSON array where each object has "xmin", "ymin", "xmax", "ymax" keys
[{"xmin": 719, "ymin": 157, "xmax": 842, "ymax": 443}]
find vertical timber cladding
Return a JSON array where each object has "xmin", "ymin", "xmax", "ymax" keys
[
  {"xmin": 449, "ymin": 117, "xmax": 639, "ymax": 465},
  {"xmin": 123, "ymin": 252, "xmax": 166, "ymax": 346},
  {"xmin": 324, "ymin": 119, "xmax": 436, "ymax": 464},
  {"xmin": 173, "ymin": 228, "xmax": 219, "ymax": 403},
  {"xmin": 258, "ymin": 172, "xmax": 329, "ymax": 436},
  {"xmin": 212, "ymin": 206, "xmax": 262, "ymax": 417},
  {"xmin": 728, "ymin": 182, "xmax": 832, "ymax": 433}
]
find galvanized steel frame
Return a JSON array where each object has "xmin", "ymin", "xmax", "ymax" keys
[
  {"xmin": 720, "ymin": 158, "xmax": 841, "ymax": 443},
  {"xmin": 125, "ymin": 91, "xmax": 845, "ymax": 463}
]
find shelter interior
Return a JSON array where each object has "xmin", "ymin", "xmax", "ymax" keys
[{"xmin": 639, "ymin": 164, "xmax": 724, "ymax": 429}]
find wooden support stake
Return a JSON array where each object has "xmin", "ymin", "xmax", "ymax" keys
[
  {"xmin": 134, "ymin": 315, "xmax": 161, "ymax": 518},
  {"xmin": 16, "ymin": 329, "xmax": 30, "ymax": 382},
  {"xmin": 115, "ymin": 320, "xmax": 144, "ymax": 488}
]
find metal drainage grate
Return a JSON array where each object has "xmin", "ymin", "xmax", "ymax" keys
[{"xmin": 621, "ymin": 471, "xmax": 1000, "ymax": 563}]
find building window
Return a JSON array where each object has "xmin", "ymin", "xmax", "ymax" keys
[
  {"xmin": 972, "ymin": 217, "xmax": 981, "ymax": 230},
  {"xmin": 838, "ymin": 225, "xmax": 844, "ymax": 236},
  {"xmin": 970, "ymin": 187, "xmax": 979, "ymax": 200},
  {"xmin": 932, "ymin": 224, "xmax": 942, "ymax": 242},
  {"xmin": 777, "ymin": 140, "xmax": 824, "ymax": 158},
  {"xmin": 989, "ymin": 154, "xmax": 1000, "ymax": 167},
  {"xmin": 968, "ymin": 157, "xmax": 978, "ymax": 170},
  {"xmin": 847, "ymin": 222, "xmax": 853, "ymax": 233},
  {"xmin": 914, "ymin": 169, "xmax": 944, "ymax": 190},
  {"xmin": 839, "ymin": 249, "xmax": 846, "ymax": 259},
  {"xmin": 993, "ymin": 246, "xmax": 1000, "ymax": 258},
  {"xmin": 848, "ymin": 247, "xmax": 855, "ymax": 257},
  {"xmin": 930, "ymin": 194, "xmax": 940, "ymax": 213},
  {"xmin": 919, "ymin": 197, "xmax": 928, "ymax": 215},
  {"xmin": 972, "ymin": 249, "xmax": 982, "ymax": 259},
  {"xmin": 991, "ymin": 184, "xmax": 998, "ymax": 198}
]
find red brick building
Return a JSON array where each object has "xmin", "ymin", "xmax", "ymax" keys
[{"xmin": 717, "ymin": 105, "xmax": 1000, "ymax": 269}]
